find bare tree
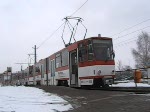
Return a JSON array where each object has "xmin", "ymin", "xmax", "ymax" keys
[
  {"xmin": 115, "ymin": 63, "xmax": 133, "ymax": 80},
  {"xmin": 116, "ymin": 60, "xmax": 132, "ymax": 71},
  {"xmin": 122, "ymin": 65, "xmax": 132, "ymax": 71},
  {"xmin": 132, "ymin": 32, "xmax": 150, "ymax": 68}
]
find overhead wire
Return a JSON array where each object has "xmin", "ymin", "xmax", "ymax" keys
[
  {"xmin": 70, "ymin": 0, "xmax": 88, "ymax": 16},
  {"xmin": 37, "ymin": 22, "xmax": 65, "ymax": 49},
  {"xmin": 110, "ymin": 18, "xmax": 150, "ymax": 37},
  {"xmin": 113, "ymin": 26, "xmax": 150, "ymax": 48},
  {"xmin": 109, "ymin": 18, "xmax": 150, "ymax": 50},
  {"xmin": 114, "ymin": 29, "xmax": 150, "ymax": 48},
  {"xmin": 114, "ymin": 38, "xmax": 137, "ymax": 47},
  {"xmin": 114, "ymin": 36, "xmax": 138, "ymax": 46},
  {"xmin": 112, "ymin": 19, "xmax": 150, "ymax": 49},
  {"xmin": 37, "ymin": 0, "xmax": 89, "ymax": 49},
  {"xmin": 113, "ymin": 28, "xmax": 150, "ymax": 49},
  {"xmin": 114, "ymin": 26, "xmax": 150, "ymax": 40},
  {"xmin": 114, "ymin": 39, "xmax": 137, "ymax": 48}
]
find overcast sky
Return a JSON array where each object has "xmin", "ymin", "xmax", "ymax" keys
[{"xmin": 0, "ymin": 0, "xmax": 150, "ymax": 72}]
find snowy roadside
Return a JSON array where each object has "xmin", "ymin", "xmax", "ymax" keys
[
  {"xmin": 112, "ymin": 81, "xmax": 150, "ymax": 87},
  {"xmin": 0, "ymin": 86, "xmax": 73, "ymax": 112}
]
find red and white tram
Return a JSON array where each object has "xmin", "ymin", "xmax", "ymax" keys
[{"xmin": 31, "ymin": 36, "xmax": 115, "ymax": 88}]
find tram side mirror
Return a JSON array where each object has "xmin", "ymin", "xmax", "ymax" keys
[
  {"xmin": 109, "ymin": 49, "xmax": 115, "ymax": 59},
  {"xmin": 112, "ymin": 51, "xmax": 115, "ymax": 59}
]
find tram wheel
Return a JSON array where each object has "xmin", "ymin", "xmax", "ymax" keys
[{"xmin": 103, "ymin": 84, "xmax": 109, "ymax": 88}]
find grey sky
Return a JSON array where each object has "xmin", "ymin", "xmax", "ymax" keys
[{"xmin": 0, "ymin": 0, "xmax": 150, "ymax": 72}]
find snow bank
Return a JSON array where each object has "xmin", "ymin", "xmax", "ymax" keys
[
  {"xmin": 112, "ymin": 82, "xmax": 150, "ymax": 87},
  {"xmin": 0, "ymin": 86, "xmax": 73, "ymax": 112}
]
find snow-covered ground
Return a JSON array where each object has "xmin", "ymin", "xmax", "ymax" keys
[
  {"xmin": 112, "ymin": 81, "xmax": 150, "ymax": 87},
  {"xmin": 0, "ymin": 86, "xmax": 73, "ymax": 112}
]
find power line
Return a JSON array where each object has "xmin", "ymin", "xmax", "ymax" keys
[
  {"xmin": 37, "ymin": 22, "xmax": 65, "ymax": 48},
  {"xmin": 114, "ymin": 30, "xmax": 150, "ymax": 48},
  {"xmin": 37, "ymin": 0, "xmax": 89, "ymax": 49},
  {"xmin": 114, "ymin": 39, "xmax": 137, "ymax": 47},
  {"xmin": 114, "ymin": 32, "xmax": 142, "ymax": 45},
  {"xmin": 114, "ymin": 26, "xmax": 150, "ymax": 40},
  {"xmin": 114, "ymin": 39, "xmax": 137, "ymax": 48},
  {"xmin": 110, "ymin": 18, "xmax": 150, "ymax": 37},
  {"xmin": 70, "ymin": 0, "xmax": 89, "ymax": 16},
  {"xmin": 114, "ymin": 36, "xmax": 137, "ymax": 46}
]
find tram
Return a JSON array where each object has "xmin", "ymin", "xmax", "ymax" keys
[
  {"xmin": 32, "ymin": 35, "xmax": 115, "ymax": 88},
  {"xmin": 18, "ymin": 17, "xmax": 115, "ymax": 88}
]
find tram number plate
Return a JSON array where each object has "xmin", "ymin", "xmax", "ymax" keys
[{"xmin": 81, "ymin": 79, "xmax": 93, "ymax": 85}]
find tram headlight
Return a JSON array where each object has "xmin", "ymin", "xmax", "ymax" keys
[
  {"xmin": 112, "ymin": 70, "xmax": 115, "ymax": 74},
  {"xmin": 97, "ymin": 70, "xmax": 101, "ymax": 76}
]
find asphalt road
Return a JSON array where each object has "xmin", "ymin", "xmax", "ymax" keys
[{"xmin": 36, "ymin": 86, "xmax": 150, "ymax": 112}]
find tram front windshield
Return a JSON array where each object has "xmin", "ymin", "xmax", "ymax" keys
[{"xmin": 93, "ymin": 39, "xmax": 114, "ymax": 61}]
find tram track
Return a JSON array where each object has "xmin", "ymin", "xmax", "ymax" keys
[
  {"xmin": 30, "ymin": 85, "xmax": 150, "ymax": 93},
  {"xmin": 36, "ymin": 85, "xmax": 150, "ymax": 112},
  {"xmin": 90, "ymin": 87, "xmax": 150, "ymax": 93}
]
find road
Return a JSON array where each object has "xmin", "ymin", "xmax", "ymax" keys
[{"xmin": 37, "ymin": 86, "xmax": 150, "ymax": 112}]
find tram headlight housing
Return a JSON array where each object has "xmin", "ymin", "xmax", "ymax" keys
[
  {"xmin": 112, "ymin": 70, "xmax": 115, "ymax": 74},
  {"xmin": 97, "ymin": 70, "xmax": 101, "ymax": 76}
]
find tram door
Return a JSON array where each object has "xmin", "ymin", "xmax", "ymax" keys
[
  {"xmin": 70, "ymin": 50, "xmax": 78, "ymax": 86},
  {"xmin": 51, "ymin": 59, "xmax": 55, "ymax": 85}
]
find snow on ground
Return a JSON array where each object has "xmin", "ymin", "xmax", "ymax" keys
[
  {"xmin": 112, "ymin": 81, "xmax": 150, "ymax": 87},
  {"xmin": 0, "ymin": 86, "xmax": 73, "ymax": 112}
]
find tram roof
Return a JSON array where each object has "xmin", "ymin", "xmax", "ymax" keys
[{"xmin": 46, "ymin": 36, "xmax": 112, "ymax": 60}]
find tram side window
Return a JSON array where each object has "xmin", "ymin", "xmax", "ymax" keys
[
  {"xmin": 29, "ymin": 66, "xmax": 33, "ymax": 77},
  {"xmin": 56, "ymin": 53, "xmax": 61, "ymax": 68},
  {"xmin": 62, "ymin": 50, "xmax": 68, "ymax": 66},
  {"xmin": 45, "ymin": 58, "xmax": 49, "ymax": 73},
  {"xmin": 41, "ymin": 64, "xmax": 44, "ymax": 78},
  {"xmin": 79, "ymin": 43, "xmax": 87, "ymax": 62},
  {"xmin": 39, "ymin": 65, "xmax": 41, "ymax": 74},
  {"xmin": 49, "ymin": 58, "xmax": 51, "ymax": 71},
  {"xmin": 88, "ymin": 40, "xmax": 94, "ymax": 60},
  {"xmin": 44, "ymin": 60, "xmax": 46, "ymax": 73},
  {"xmin": 35, "ymin": 66, "xmax": 40, "ymax": 73},
  {"xmin": 50, "ymin": 60, "xmax": 55, "ymax": 77},
  {"xmin": 25, "ymin": 73, "xmax": 27, "ymax": 77}
]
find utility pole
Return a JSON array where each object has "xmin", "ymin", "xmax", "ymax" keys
[
  {"xmin": 33, "ymin": 45, "xmax": 37, "ymax": 64},
  {"xmin": 32, "ymin": 45, "xmax": 38, "ymax": 85}
]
